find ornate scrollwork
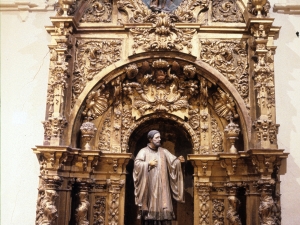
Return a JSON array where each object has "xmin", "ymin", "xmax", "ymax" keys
[
  {"xmin": 195, "ymin": 182, "xmax": 212, "ymax": 225},
  {"xmin": 81, "ymin": 0, "xmax": 112, "ymax": 23},
  {"xmin": 212, "ymin": 199, "xmax": 225, "ymax": 225},
  {"xmin": 93, "ymin": 196, "xmax": 106, "ymax": 225},
  {"xmin": 200, "ymin": 40, "xmax": 249, "ymax": 107},
  {"xmin": 212, "ymin": 0, "xmax": 244, "ymax": 23},
  {"xmin": 253, "ymin": 116, "xmax": 279, "ymax": 143},
  {"xmin": 72, "ymin": 39, "xmax": 122, "ymax": 107},
  {"xmin": 117, "ymin": 0, "xmax": 208, "ymax": 23},
  {"xmin": 130, "ymin": 13, "xmax": 196, "ymax": 54},
  {"xmin": 98, "ymin": 111, "xmax": 111, "ymax": 151},
  {"xmin": 211, "ymin": 116, "xmax": 223, "ymax": 153},
  {"xmin": 43, "ymin": 117, "xmax": 68, "ymax": 141},
  {"xmin": 123, "ymin": 60, "xmax": 199, "ymax": 119}
]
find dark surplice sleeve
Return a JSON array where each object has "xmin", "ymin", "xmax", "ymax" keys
[
  {"xmin": 164, "ymin": 149, "xmax": 185, "ymax": 203},
  {"xmin": 133, "ymin": 148, "xmax": 149, "ymax": 208}
]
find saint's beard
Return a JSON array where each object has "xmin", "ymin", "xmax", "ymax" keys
[{"xmin": 153, "ymin": 141, "xmax": 161, "ymax": 147}]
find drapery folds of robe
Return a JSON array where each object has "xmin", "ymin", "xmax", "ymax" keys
[{"xmin": 133, "ymin": 146, "xmax": 185, "ymax": 222}]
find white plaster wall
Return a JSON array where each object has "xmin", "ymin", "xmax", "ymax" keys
[
  {"xmin": 1, "ymin": 11, "xmax": 55, "ymax": 224},
  {"xmin": 0, "ymin": 3, "xmax": 299, "ymax": 225},
  {"xmin": 269, "ymin": 4, "xmax": 300, "ymax": 224}
]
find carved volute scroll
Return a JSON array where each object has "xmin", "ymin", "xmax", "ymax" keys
[{"xmin": 34, "ymin": 1, "xmax": 287, "ymax": 225}]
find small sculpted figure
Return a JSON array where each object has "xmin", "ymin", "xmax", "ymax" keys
[
  {"xmin": 143, "ymin": 0, "xmax": 182, "ymax": 12},
  {"xmin": 133, "ymin": 130, "xmax": 185, "ymax": 225}
]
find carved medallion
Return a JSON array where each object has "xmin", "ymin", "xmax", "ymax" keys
[
  {"xmin": 81, "ymin": 0, "xmax": 112, "ymax": 23},
  {"xmin": 212, "ymin": 0, "xmax": 244, "ymax": 23}
]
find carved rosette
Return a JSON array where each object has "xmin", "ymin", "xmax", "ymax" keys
[
  {"xmin": 212, "ymin": 199, "xmax": 225, "ymax": 225},
  {"xmin": 80, "ymin": 121, "xmax": 97, "ymax": 150},
  {"xmin": 72, "ymin": 39, "xmax": 122, "ymax": 107},
  {"xmin": 130, "ymin": 13, "xmax": 196, "ymax": 54},
  {"xmin": 212, "ymin": 0, "xmax": 244, "ymax": 23},
  {"xmin": 195, "ymin": 182, "xmax": 212, "ymax": 225},
  {"xmin": 93, "ymin": 196, "xmax": 106, "ymax": 225},
  {"xmin": 80, "ymin": 0, "xmax": 112, "ymax": 23},
  {"xmin": 200, "ymin": 40, "xmax": 249, "ymax": 108}
]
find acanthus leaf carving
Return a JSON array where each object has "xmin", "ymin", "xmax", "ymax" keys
[
  {"xmin": 130, "ymin": 12, "xmax": 196, "ymax": 54},
  {"xmin": 43, "ymin": 116, "xmax": 68, "ymax": 141},
  {"xmin": 200, "ymin": 40, "xmax": 249, "ymax": 108},
  {"xmin": 212, "ymin": 199, "xmax": 225, "ymax": 225},
  {"xmin": 211, "ymin": 115, "xmax": 223, "ymax": 153},
  {"xmin": 80, "ymin": 0, "xmax": 112, "ymax": 23},
  {"xmin": 93, "ymin": 196, "xmax": 106, "ymax": 225},
  {"xmin": 195, "ymin": 182, "xmax": 212, "ymax": 225},
  {"xmin": 212, "ymin": 0, "xmax": 244, "ymax": 23},
  {"xmin": 123, "ymin": 60, "xmax": 199, "ymax": 120},
  {"xmin": 117, "ymin": 0, "xmax": 208, "ymax": 23},
  {"xmin": 72, "ymin": 39, "xmax": 122, "ymax": 107}
]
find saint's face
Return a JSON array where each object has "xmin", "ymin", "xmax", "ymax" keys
[{"xmin": 151, "ymin": 133, "xmax": 161, "ymax": 147}]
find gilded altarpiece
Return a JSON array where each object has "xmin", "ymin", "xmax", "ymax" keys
[{"xmin": 33, "ymin": 0, "xmax": 287, "ymax": 224}]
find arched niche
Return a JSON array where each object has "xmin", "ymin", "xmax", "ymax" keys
[
  {"xmin": 124, "ymin": 117, "xmax": 194, "ymax": 225},
  {"xmin": 69, "ymin": 53, "xmax": 249, "ymax": 153}
]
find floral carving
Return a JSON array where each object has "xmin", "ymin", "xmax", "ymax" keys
[
  {"xmin": 195, "ymin": 182, "xmax": 212, "ymax": 225},
  {"xmin": 130, "ymin": 12, "xmax": 196, "ymax": 54},
  {"xmin": 108, "ymin": 193, "xmax": 119, "ymax": 225},
  {"xmin": 123, "ymin": 59, "xmax": 199, "ymax": 119},
  {"xmin": 212, "ymin": 88, "xmax": 238, "ymax": 120},
  {"xmin": 200, "ymin": 40, "xmax": 249, "ymax": 107},
  {"xmin": 212, "ymin": 0, "xmax": 244, "ymax": 23},
  {"xmin": 72, "ymin": 39, "xmax": 122, "ymax": 106},
  {"xmin": 212, "ymin": 199, "xmax": 225, "ymax": 225},
  {"xmin": 81, "ymin": 0, "xmax": 112, "ymax": 23},
  {"xmin": 93, "ymin": 196, "xmax": 106, "ymax": 225},
  {"xmin": 211, "ymin": 116, "xmax": 223, "ymax": 153}
]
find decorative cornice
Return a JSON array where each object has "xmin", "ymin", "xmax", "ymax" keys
[
  {"xmin": 273, "ymin": 3, "xmax": 300, "ymax": 14},
  {"xmin": 0, "ymin": 1, "xmax": 55, "ymax": 21}
]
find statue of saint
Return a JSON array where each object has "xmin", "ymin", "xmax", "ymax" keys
[
  {"xmin": 133, "ymin": 130, "xmax": 185, "ymax": 225},
  {"xmin": 142, "ymin": 0, "xmax": 182, "ymax": 12}
]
